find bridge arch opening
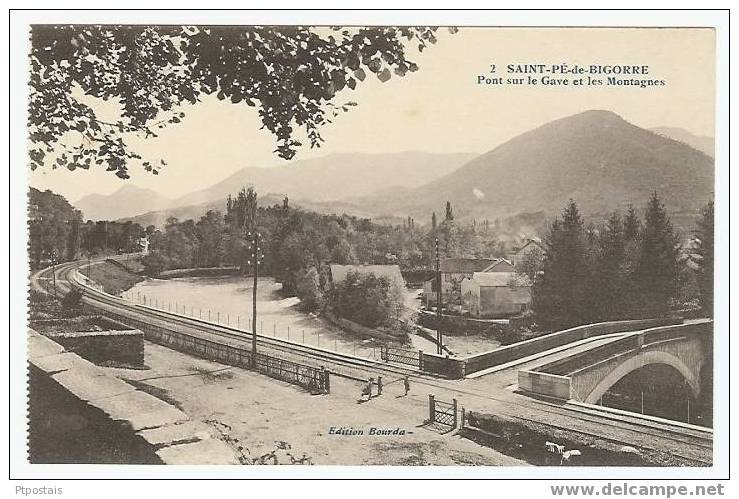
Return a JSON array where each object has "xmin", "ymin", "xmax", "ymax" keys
[{"xmin": 584, "ymin": 350, "xmax": 700, "ymax": 407}]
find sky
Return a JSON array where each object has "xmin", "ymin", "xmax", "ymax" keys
[{"xmin": 29, "ymin": 27, "xmax": 715, "ymax": 203}]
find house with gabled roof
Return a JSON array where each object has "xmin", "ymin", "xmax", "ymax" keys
[
  {"xmin": 461, "ymin": 271, "xmax": 532, "ymax": 317},
  {"xmin": 508, "ymin": 237, "xmax": 545, "ymax": 266},
  {"xmin": 423, "ymin": 257, "xmax": 514, "ymax": 306}
]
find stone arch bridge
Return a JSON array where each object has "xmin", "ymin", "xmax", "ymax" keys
[{"xmin": 518, "ymin": 320, "xmax": 712, "ymax": 404}]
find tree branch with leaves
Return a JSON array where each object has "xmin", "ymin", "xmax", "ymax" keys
[{"xmin": 29, "ymin": 25, "xmax": 455, "ymax": 178}]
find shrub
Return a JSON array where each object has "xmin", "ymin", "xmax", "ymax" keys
[
  {"xmin": 61, "ymin": 288, "xmax": 84, "ymax": 316},
  {"xmin": 329, "ymin": 271, "xmax": 403, "ymax": 328},
  {"xmin": 296, "ymin": 267, "xmax": 324, "ymax": 312},
  {"xmin": 141, "ymin": 250, "xmax": 168, "ymax": 277}
]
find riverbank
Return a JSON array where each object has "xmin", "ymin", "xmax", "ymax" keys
[{"xmin": 79, "ymin": 259, "xmax": 144, "ymax": 295}]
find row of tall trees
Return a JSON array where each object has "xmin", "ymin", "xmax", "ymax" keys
[
  {"xmin": 532, "ymin": 193, "xmax": 713, "ymax": 330},
  {"xmin": 142, "ymin": 188, "xmax": 429, "ymax": 281},
  {"xmin": 28, "ymin": 188, "xmax": 149, "ymax": 268}
]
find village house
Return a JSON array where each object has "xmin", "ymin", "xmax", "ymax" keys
[
  {"xmin": 508, "ymin": 237, "xmax": 545, "ymax": 266},
  {"xmin": 461, "ymin": 271, "xmax": 532, "ymax": 318},
  {"xmin": 422, "ymin": 257, "xmax": 514, "ymax": 306}
]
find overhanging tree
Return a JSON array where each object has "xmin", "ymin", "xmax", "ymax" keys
[{"xmin": 29, "ymin": 25, "xmax": 453, "ymax": 178}]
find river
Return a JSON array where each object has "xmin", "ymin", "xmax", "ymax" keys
[{"xmin": 126, "ymin": 275, "xmax": 427, "ymax": 359}]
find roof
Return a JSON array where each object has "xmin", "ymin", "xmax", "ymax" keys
[
  {"xmin": 440, "ymin": 258, "xmax": 498, "ymax": 274},
  {"xmin": 469, "ymin": 271, "xmax": 532, "ymax": 287},
  {"xmin": 513, "ymin": 238, "xmax": 545, "ymax": 253},
  {"xmin": 329, "ymin": 264, "xmax": 405, "ymax": 285},
  {"xmin": 485, "ymin": 259, "xmax": 514, "ymax": 272}
]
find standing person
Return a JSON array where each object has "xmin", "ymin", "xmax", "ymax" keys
[
  {"xmin": 361, "ymin": 378, "xmax": 373, "ymax": 401},
  {"xmin": 403, "ymin": 376, "xmax": 410, "ymax": 396},
  {"xmin": 377, "ymin": 376, "xmax": 383, "ymax": 396}
]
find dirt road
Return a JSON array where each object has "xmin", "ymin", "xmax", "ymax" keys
[{"xmin": 111, "ymin": 341, "xmax": 527, "ymax": 466}]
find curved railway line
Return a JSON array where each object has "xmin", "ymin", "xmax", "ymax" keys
[{"xmin": 30, "ymin": 257, "xmax": 713, "ymax": 466}]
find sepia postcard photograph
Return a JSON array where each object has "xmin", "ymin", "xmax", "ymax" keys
[{"xmin": 7, "ymin": 8, "xmax": 731, "ymax": 487}]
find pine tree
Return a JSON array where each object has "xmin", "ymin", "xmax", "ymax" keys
[
  {"xmin": 624, "ymin": 205, "xmax": 641, "ymax": 241},
  {"xmin": 592, "ymin": 212, "xmax": 628, "ymax": 319},
  {"xmin": 445, "ymin": 201, "xmax": 454, "ymax": 221},
  {"xmin": 431, "ymin": 212, "xmax": 437, "ymax": 230},
  {"xmin": 532, "ymin": 199, "xmax": 590, "ymax": 329},
  {"xmin": 635, "ymin": 191, "xmax": 679, "ymax": 314},
  {"xmin": 695, "ymin": 201, "xmax": 714, "ymax": 316}
]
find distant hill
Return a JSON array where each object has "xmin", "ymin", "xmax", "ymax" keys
[
  {"xmin": 171, "ymin": 151, "xmax": 475, "ymax": 208},
  {"xmin": 78, "ymin": 151, "xmax": 473, "ymax": 222},
  {"xmin": 118, "ymin": 193, "xmax": 372, "ymax": 228},
  {"xmin": 76, "ymin": 185, "xmax": 172, "ymax": 221},
  {"xmin": 361, "ymin": 110, "xmax": 714, "ymax": 222},
  {"xmin": 651, "ymin": 126, "xmax": 714, "ymax": 157}
]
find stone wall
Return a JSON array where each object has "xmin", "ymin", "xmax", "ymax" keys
[
  {"xmin": 417, "ymin": 311, "xmax": 508, "ymax": 336},
  {"xmin": 45, "ymin": 330, "xmax": 144, "ymax": 367},
  {"xmin": 28, "ymin": 330, "xmax": 238, "ymax": 464},
  {"xmin": 420, "ymin": 351, "xmax": 466, "ymax": 378},
  {"xmin": 28, "ymin": 364, "xmax": 162, "ymax": 464},
  {"xmin": 30, "ymin": 316, "xmax": 144, "ymax": 367}
]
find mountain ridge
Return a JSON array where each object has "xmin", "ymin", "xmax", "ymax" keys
[{"xmin": 360, "ymin": 110, "xmax": 714, "ymax": 221}]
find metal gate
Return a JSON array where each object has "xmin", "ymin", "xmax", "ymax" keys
[
  {"xmin": 428, "ymin": 395, "xmax": 458, "ymax": 428},
  {"xmin": 380, "ymin": 345, "xmax": 421, "ymax": 368}
]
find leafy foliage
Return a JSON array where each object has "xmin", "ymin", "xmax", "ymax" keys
[
  {"xmin": 328, "ymin": 270, "xmax": 403, "ymax": 328},
  {"xmin": 514, "ymin": 244, "xmax": 544, "ymax": 282},
  {"xmin": 295, "ymin": 267, "xmax": 324, "ymax": 313},
  {"xmin": 29, "ymin": 25, "xmax": 454, "ymax": 177},
  {"xmin": 28, "ymin": 188, "xmax": 148, "ymax": 268},
  {"xmin": 28, "ymin": 188, "xmax": 83, "ymax": 266},
  {"xmin": 60, "ymin": 288, "xmax": 84, "ymax": 316}
]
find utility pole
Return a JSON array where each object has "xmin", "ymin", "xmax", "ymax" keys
[
  {"xmin": 250, "ymin": 229, "xmax": 261, "ymax": 367},
  {"xmin": 435, "ymin": 237, "xmax": 443, "ymax": 355},
  {"xmin": 51, "ymin": 254, "xmax": 57, "ymax": 299}
]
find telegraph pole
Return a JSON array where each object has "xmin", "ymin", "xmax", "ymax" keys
[
  {"xmin": 251, "ymin": 230, "xmax": 259, "ymax": 367},
  {"xmin": 435, "ymin": 237, "xmax": 443, "ymax": 355},
  {"xmin": 52, "ymin": 255, "xmax": 57, "ymax": 299}
]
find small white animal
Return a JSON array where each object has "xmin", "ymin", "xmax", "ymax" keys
[
  {"xmin": 561, "ymin": 449, "xmax": 582, "ymax": 465},
  {"xmin": 545, "ymin": 441, "xmax": 565, "ymax": 454}
]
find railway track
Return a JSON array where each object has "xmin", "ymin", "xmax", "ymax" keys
[
  {"xmin": 30, "ymin": 258, "xmax": 712, "ymax": 464},
  {"xmin": 34, "ymin": 260, "xmax": 426, "ymax": 383}
]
